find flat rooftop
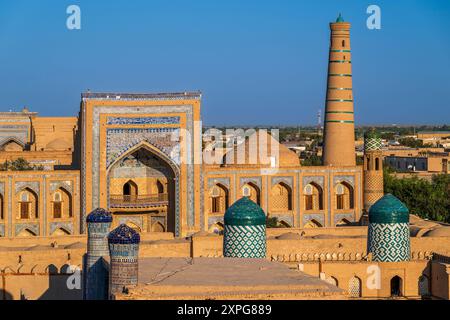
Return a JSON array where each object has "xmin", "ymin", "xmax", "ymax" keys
[{"xmin": 114, "ymin": 257, "xmax": 345, "ymax": 300}]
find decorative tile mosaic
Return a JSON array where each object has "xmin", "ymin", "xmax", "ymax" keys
[
  {"xmin": 302, "ymin": 176, "xmax": 324, "ymax": 188},
  {"xmin": 208, "ymin": 177, "xmax": 231, "ymax": 189},
  {"xmin": 271, "ymin": 176, "xmax": 293, "ymax": 188},
  {"xmin": 50, "ymin": 222, "xmax": 74, "ymax": 235},
  {"xmin": 223, "ymin": 225, "xmax": 266, "ymax": 258},
  {"xmin": 368, "ymin": 222, "xmax": 410, "ymax": 262},
  {"xmin": 239, "ymin": 177, "xmax": 262, "ymax": 189},
  {"xmin": 107, "ymin": 116, "xmax": 180, "ymax": 125},
  {"xmin": 333, "ymin": 175, "xmax": 355, "ymax": 187},
  {"xmin": 50, "ymin": 181, "xmax": 73, "ymax": 194},
  {"xmin": 15, "ymin": 181, "xmax": 40, "ymax": 196},
  {"xmin": 302, "ymin": 214, "xmax": 325, "ymax": 227},
  {"xmin": 15, "ymin": 223, "xmax": 39, "ymax": 236},
  {"xmin": 106, "ymin": 128, "xmax": 180, "ymax": 168},
  {"xmin": 334, "ymin": 213, "xmax": 355, "ymax": 225}
]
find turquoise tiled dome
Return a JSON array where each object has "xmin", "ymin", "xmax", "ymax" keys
[
  {"xmin": 224, "ymin": 197, "xmax": 266, "ymax": 226},
  {"xmin": 368, "ymin": 194, "xmax": 411, "ymax": 262},
  {"xmin": 369, "ymin": 194, "xmax": 409, "ymax": 224},
  {"xmin": 223, "ymin": 197, "xmax": 267, "ymax": 258}
]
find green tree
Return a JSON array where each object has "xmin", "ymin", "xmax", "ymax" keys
[
  {"xmin": 384, "ymin": 169, "xmax": 450, "ymax": 223},
  {"xmin": 0, "ymin": 158, "xmax": 44, "ymax": 171},
  {"xmin": 301, "ymin": 155, "xmax": 322, "ymax": 166}
]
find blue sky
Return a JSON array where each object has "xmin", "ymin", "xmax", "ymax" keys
[{"xmin": 0, "ymin": 0, "xmax": 449, "ymax": 125}]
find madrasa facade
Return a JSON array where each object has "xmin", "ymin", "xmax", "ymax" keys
[{"xmin": 0, "ymin": 15, "xmax": 374, "ymax": 239}]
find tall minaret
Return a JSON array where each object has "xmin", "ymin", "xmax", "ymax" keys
[{"xmin": 322, "ymin": 14, "xmax": 356, "ymax": 167}]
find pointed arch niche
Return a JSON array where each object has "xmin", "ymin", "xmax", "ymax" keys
[{"xmin": 107, "ymin": 142, "xmax": 180, "ymax": 235}]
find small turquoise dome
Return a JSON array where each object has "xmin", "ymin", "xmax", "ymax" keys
[
  {"xmin": 336, "ymin": 13, "xmax": 344, "ymax": 23},
  {"xmin": 86, "ymin": 208, "xmax": 112, "ymax": 223},
  {"xmin": 224, "ymin": 197, "xmax": 266, "ymax": 226},
  {"xmin": 108, "ymin": 224, "xmax": 140, "ymax": 245},
  {"xmin": 369, "ymin": 194, "xmax": 409, "ymax": 224}
]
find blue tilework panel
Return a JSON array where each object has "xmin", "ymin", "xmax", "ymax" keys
[
  {"xmin": 107, "ymin": 116, "xmax": 180, "ymax": 125},
  {"xmin": 106, "ymin": 128, "xmax": 180, "ymax": 168}
]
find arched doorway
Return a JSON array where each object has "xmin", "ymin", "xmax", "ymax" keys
[
  {"xmin": 348, "ymin": 276, "xmax": 362, "ymax": 298},
  {"xmin": 123, "ymin": 180, "xmax": 138, "ymax": 200},
  {"xmin": 108, "ymin": 145, "xmax": 179, "ymax": 234},
  {"xmin": 390, "ymin": 276, "xmax": 402, "ymax": 297}
]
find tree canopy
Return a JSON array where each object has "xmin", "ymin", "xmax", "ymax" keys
[{"xmin": 384, "ymin": 169, "xmax": 450, "ymax": 223}]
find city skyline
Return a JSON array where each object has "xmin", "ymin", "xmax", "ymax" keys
[{"xmin": 0, "ymin": 0, "xmax": 449, "ymax": 125}]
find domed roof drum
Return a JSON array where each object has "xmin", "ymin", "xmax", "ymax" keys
[
  {"xmin": 368, "ymin": 194, "xmax": 410, "ymax": 262},
  {"xmin": 108, "ymin": 224, "xmax": 141, "ymax": 245},
  {"xmin": 369, "ymin": 194, "xmax": 409, "ymax": 224},
  {"xmin": 86, "ymin": 208, "xmax": 113, "ymax": 223},
  {"xmin": 223, "ymin": 197, "xmax": 267, "ymax": 258},
  {"xmin": 224, "ymin": 197, "xmax": 266, "ymax": 226}
]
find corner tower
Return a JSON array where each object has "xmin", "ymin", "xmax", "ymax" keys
[{"xmin": 323, "ymin": 14, "xmax": 356, "ymax": 166}]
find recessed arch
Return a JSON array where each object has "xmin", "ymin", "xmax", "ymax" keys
[
  {"xmin": 242, "ymin": 182, "xmax": 261, "ymax": 205},
  {"xmin": 51, "ymin": 227, "xmax": 71, "ymax": 236},
  {"xmin": 123, "ymin": 180, "xmax": 138, "ymax": 197},
  {"xmin": 0, "ymin": 137, "xmax": 25, "ymax": 151},
  {"xmin": 107, "ymin": 141, "xmax": 180, "ymax": 235},
  {"xmin": 270, "ymin": 182, "xmax": 292, "ymax": 212},
  {"xmin": 304, "ymin": 219, "xmax": 322, "ymax": 228},
  {"xmin": 151, "ymin": 221, "xmax": 165, "ymax": 233},
  {"xmin": 17, "ymin": 188, "xmax": 38, "ymax": 220},
  {"xmin": 348, "ymin": 276, "xmax": 362, "ymax": 298},
  {"xmin": 391, "ymin": 276, "xmax": 403, "ymax": 297},
  {"xmin": 279, "ymin": 220, "xmax": 292, "ymax": 228},
  {"xmin": 210, "ymin": 183, "xmax": 229, "ymax": 214},
  {"xmin": 17, "ymin": 228, "xmax": 37, "ymax": 237},
  {"xmin": 52, "ymin": 187, "xmax": 72, "ymax": 219},
  {"xmin": 335, "ymin": 181, "xmax": 354, "ymax": 210},
  {"xmin": 304, "ymin": 182, "xmax": 324, "ymax": 211}
]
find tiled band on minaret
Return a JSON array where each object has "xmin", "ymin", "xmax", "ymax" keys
[
  {"xmin": 363, "ymin": 130, "xmax": 384, "ymax": 213},
  {"xmin": 323, "ymin": 14, "xmax": 356, "ymax": 167}
]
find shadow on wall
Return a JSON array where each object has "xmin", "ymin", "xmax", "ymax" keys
[
  {"xmin": 2, "ymin": 290, "xmax": 13, "ymax": 300},
  {"xmin": 38, "ymin": 274, "xmax": 83, "ymax": 300},
  {"xmin": 37, "ymin": 264, "xmax": 83, "ymax": 300}
]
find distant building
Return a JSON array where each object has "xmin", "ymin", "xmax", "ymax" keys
[{"xmin": 385, "ymin": 153, "xmax": 450, "ymax": 173}]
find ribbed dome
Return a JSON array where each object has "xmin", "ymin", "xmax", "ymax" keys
[
  {"xmin": 224, "ymin": 197, "xmax": 266, "ymax": 226},
  {"xmin": 86, "ymin": 208, "xmax": 112, "ymax": 223},
  {"xmin": 369, "ymin": 194, "xmax": 409, "ymax": 224},
  {"xmin": 108, "ymin": 224, "xmax": 140, "ymax": 244}
]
